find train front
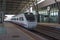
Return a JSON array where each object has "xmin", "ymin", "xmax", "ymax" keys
[{"xmin": 24, "ymin": 12, "xmax": 37, "ymax": 29}]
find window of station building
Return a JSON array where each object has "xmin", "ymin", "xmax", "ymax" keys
[
  {"xmin": 50, "ymin": 9, "xmax": 58, "ymax": 23},
  {"xmin": 39, "ymin": 4, "xmax": 59, "ymax": 23},
  {"xmin": 49, "ymin": 4, "xmax": 58, "ymax": 23},
  {"xmin": 39, "ymin": 7, "xmax": 48, "ymax": 23}
]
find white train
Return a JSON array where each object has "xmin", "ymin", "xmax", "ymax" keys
[{"xmin": 10, "ymin": 12, "xmax": 37, "ymax": 29}]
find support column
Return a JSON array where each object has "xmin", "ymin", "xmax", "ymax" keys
[
  {"xmin": 1, "ymin": 0, "xmax": 6, "ymax": 23},
  {"xmin": 47, "ymin": 6, "xmax": 51, "ymax": 22},
  {"xmin": 55, "ymin": 0, "xmax": 60, "ymax": 24},
  {"xmin": 58, "ymin": 2, "xmax": 60, "ymax": 24},
  {"xmin": 58, "ymin": 9, "xmax": 60, "ymax": 24},
  {"xmin": 35, "ymin": 0, "xmax": 40, "ymax": 22},
  {"xmin": 0, "ymin": 11, "xmax": 4, "ymax": 23}
]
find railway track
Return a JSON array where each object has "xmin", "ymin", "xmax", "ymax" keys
[
  {"xmin": 29, "ymin": 29, "xmax": 58, "ymax": 40},
  {"xmin": 35, "ymin": 25, "xmax": 60, "ymax": 40}
]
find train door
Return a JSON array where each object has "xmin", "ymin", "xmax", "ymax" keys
[{"xmin": 19, "ymin": 16, "xmax": 25, "ymax": 26}]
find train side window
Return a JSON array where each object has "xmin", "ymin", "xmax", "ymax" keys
[
  {"xmin": 11, "ymin": 18, "xmax": 16, "ymax": 20},
  {"xmin": 19, "ymin": 17, "xmax": 24, "ymax": 21},
  {"xmin": 14, "ymin": 18, "xmax": 16, "ymax": 20},
  {"xmin": 16, "ymin": 18, "xmax": 18, "ymax": 20},
  {"xmin": 15, "ymin": 18, "xmax": 17, "ymax": 20}
]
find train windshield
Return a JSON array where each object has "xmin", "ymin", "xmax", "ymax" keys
[{"xmin": 24, "ymin": 13, "xmax": 35, "ymax": 22}]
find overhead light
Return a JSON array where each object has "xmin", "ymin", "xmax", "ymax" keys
[
  {"xmin": 35, "ymin": 0, "xmax": 45, "ymax": 5},
  {"xmin": 5, "ymin": 15, "xmax": 15, "ymax": 20},
  {"xmin": 30, "ymin": 7, "xmax": 33, "ymax": 12}
]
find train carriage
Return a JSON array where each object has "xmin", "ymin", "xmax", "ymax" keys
[{"xmin": 11, "ymin": 12, "xmax": 37, "ymax": 29}]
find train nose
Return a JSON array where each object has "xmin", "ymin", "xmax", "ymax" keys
[{"xmin": 28, "ymin": 22, "xmax": 37, "ymax": 29}]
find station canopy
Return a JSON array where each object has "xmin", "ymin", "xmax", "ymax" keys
[{"xmin": 0, "ymin": 0, "xmax": 35, "ymax": 14}]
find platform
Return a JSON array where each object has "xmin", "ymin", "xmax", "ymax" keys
[
  {"xmin": 36, "ymin": 23, "xmax": 60, "ymax": 40},
  {"xmin": 38, "ymin": 23, "xmax": 60, "ymax": 28},
  {"xmin": 0, "ymin": 22, "xmax": 47, "ymax": 40}
]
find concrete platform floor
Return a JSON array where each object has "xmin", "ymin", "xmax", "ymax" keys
[{"xmin": 0, "ymin": 22, "xmax": 47, "ymax": 40}]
